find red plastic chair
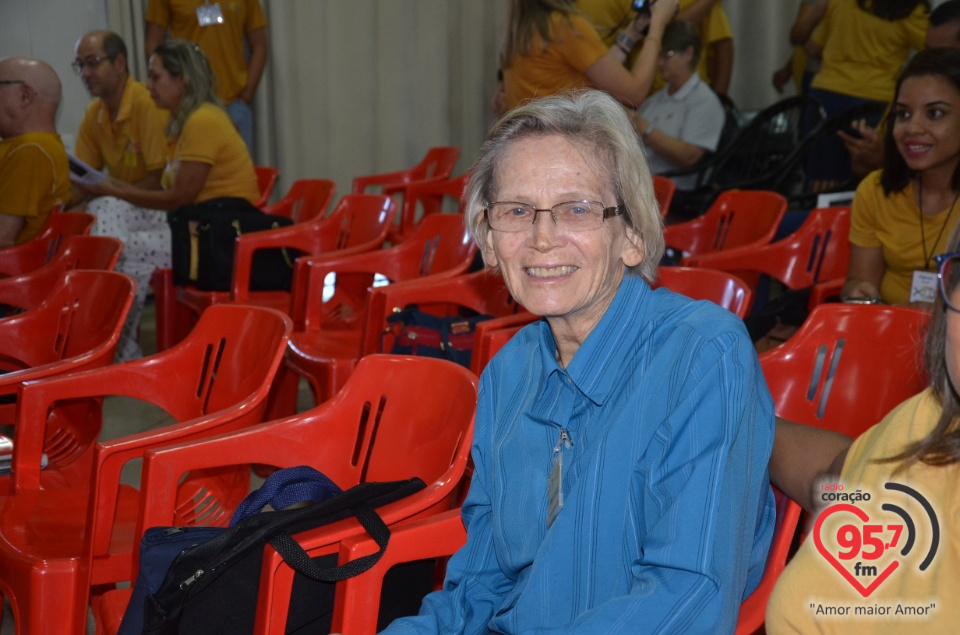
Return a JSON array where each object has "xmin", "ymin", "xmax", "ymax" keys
[
  {"xmin": 351, "ymin": 147, "xmax": 460, "ymax": 196},
  {"xmin": 684, "ymin": 206, "xmax": 851, "ymax": 295},
  {"xmin": 280, "ymin": 213, "xmax": 477, "ymax": 409},
  {"xmin": 653, "ymin": 266, "xmax": 753, "ymax": 318},
  {"xmin": 653, "ymin": 175, "xmax": 676, "ymax": 218},
  {"xmin": 279, "ymin": 270, "xmax": 521, "ymax": 413},
  {"xmin": 386, "ymin": 172, "xmax": 470, "ymax": 243},
  {"xmin": 254, "ymin": 165, "xmax": 281, "ymax": 208},
  {"xmin": 352, "ymin": 147, "xmax": 460, "ymax": 242},
  {"xmin": 0, "ymin": 269, "xmax": 134, "ymax": 426},
  {"xmin": 152, "ymin": 194, "xmax": 395, "ymax": 351},
  {"xmin": 0, "ymin": 305, "xmax": 291, "ymax": 635},
  {"xmin": 662, "ymin": 190, "xmax": 787, "ymax": 261},
  {"xmin": 93, "ymin": 355, "xmax": 478, "ymax": 635},
  {"xmin": 759, "ymin": 303, "xmax": 930, "ymax": 438},
  {"xmin": 0, "ymin": 211, "xmax": 96, "ymax": 277},
  {"xmin": 262, "ymin": 177, "xmax": 336, "ymax": 223},
  {"xmin": 327, "ymin": 485, "xmax": 801, "ymax": 635},
  {"xmin": 469, "ymin": 312, "xmax": 539, "ymax": 377},
  {"xmin": 0, "ymin": 235, "xmax": 123, "ymax": 313},
  {"xmin": 733, "ymin": 487, "xmax": 802, "ymax": 635}
]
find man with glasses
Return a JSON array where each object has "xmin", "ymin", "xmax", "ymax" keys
[
  {"xmin": 0, "ymin": 57, "xmax": 70, "ymax": 247},
  {"xmin": 71, "ymin": 31, "xmax": 168, "ymax": 209}
]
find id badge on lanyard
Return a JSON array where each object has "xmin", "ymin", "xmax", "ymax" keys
[
  {"xmin": 910, "ymin": 270, "xmax": 938, "ymax": 303},
  {"xmin": 197, "ymin": 1, "xmax": 224, "ymax": 26}
]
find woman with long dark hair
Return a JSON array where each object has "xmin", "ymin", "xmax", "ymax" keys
[{"xmin": 841, "ymin": 48, "xmax": 960, "ymax": 305}]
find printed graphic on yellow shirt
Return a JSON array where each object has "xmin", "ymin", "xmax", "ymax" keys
[{"xmin": 810, "ymin": 480, "xmax": 940, "ymax": 618}]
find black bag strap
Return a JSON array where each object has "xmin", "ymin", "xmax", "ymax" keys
[
  {"xmin": 266, "ymin": 500, "xmax": 390, "ymax": 582},
  {"xmin": 150, "ymin": 478, "xmax": 426, "ymax": 613}
]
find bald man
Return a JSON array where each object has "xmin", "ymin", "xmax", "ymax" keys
[
  {"xmin": 0, "ymin": 57, "xmax": 70, "ymax": 247},
  {"xmin": 72, "ymin": 31, "xmax": 168, "ymax": 206}
]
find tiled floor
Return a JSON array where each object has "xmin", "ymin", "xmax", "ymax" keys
[{"xmin": 0, "ymin": 300, "xmax": 310, "ymax": 634}]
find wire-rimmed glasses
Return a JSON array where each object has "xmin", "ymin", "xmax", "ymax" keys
[
  {"xmin": 71, "ymin": 55, "xmax": 113, "ymax": 75},
  {"xmin": 934, "ymin": 251, "xmax": 960, "ymax": 312},
  {"xmin": 484, "ymin": 200, "xmax": 624, "ymax": 233}
]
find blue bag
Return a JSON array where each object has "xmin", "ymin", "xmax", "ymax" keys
[{"xmin": 117, "ymin": 465, "xmax": 344, "ymax": 635}]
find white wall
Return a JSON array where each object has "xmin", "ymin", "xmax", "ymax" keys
[{"xmin": 0, "ymin": 0, "xmax": 109, "ymax": 151}]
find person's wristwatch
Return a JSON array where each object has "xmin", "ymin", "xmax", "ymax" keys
[{"xmin": 642, "ymin": 124, "xmax": 655, "ymax": 139}]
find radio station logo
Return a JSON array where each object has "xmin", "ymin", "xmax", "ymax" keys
[{"xmin": 813, "ymin": 482, "xmax": 939, "ymax": 598}]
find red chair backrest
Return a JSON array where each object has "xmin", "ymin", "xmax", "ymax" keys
[
  {"xmin": 254, "ymin": 166, "xmax": 280, "ymax": 208},
  {"xmin": 653, "ymin": 266, "xmax": 753, "ymax": 318},
  {"xmin": 0, "ymin": 235, "xmax": 123, "ymax": 312},
  {"xmin": 734, "ymin": 487, "xmax": 802, "ymax": 635},
  {"xmin": 323, "ymin": 194, "xmax": 396, "ymax": 251},
  {"xmin": 759, "ymin": 303, "xmax": 930, "ymax": 438},
  {"xmin": 351, "ymin": 146, "xmax": 460, "ymax": 193},
  {"xmin": 0, "ymin": 269, "xmax": 134, "ymax": 371},
  {"xmin": 663, "ymin": 190, "xmax": 787, "ymax": 257},
  {"xmin": 361, "ymin": 270, "xmax": 523, "ymax": 358},
  {"xmin": 684, "ymin": 206, "xmax": 851, "ymax": 291},
  {"xmin": 653, "ymin": 175, "xmax": 676, "ymax": 218},
  {"xmin": 392, "ymin": 172, "xmax": 471, "ymax": 240},
  {"xmin": 292, "ymin": 214, "xmax": 476, "ymax": 332},
  {"xmin": 262, "ymin": 178, "xmax": 336, "ymax": 223},
  {"xmin": 0, "ymin": 211, "xmax": 97, "ymax": 277}
]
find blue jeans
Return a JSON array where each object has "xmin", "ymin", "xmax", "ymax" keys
[{"xmin": 227, "ymin": 99, "xmax": 255, "ymax": 157}]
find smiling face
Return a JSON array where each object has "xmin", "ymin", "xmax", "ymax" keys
[
  {"xmin": 892, "ymin": 74, "xmax": 960, "ymax": 179},
  {"xmin": 482, "ymin": 134, "xmax": 644, "ymax": 348},
  {"xmin": 146, "ymin": 54, "xmax": 183, "ymax": 112}
]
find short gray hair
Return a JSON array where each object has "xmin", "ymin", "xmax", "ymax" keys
[{"xmin": 463, "ymin": 89, "xmax": 664, "ymax": 282}]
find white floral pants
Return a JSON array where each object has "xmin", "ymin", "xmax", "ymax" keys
[{"xmin": 87, "ymin": 196, "xmax": 171, "ymax": 361}]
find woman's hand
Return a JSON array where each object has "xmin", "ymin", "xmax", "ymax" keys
[
  {"xmin": 840, "ymin": 278, "xmax": 881, "ymax": 301},
  {"xmin": 649, "ymin": 0, "xmax": 680, "ymax": 30}
]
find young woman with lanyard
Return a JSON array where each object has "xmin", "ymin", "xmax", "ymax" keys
[{"xmin": 841, "ymin": 48, "xmax": 960, "ymax": 307}]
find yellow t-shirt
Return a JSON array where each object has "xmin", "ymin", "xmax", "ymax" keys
[
  {"xmin": 75, "ymin": 79, "xmax": 169, "ymax": 185},
  {"xmin": 163, "ymin": 102, "xmax": 259, "ymax": 203},
  {"xmin": 145, "ymin": 0, "xmax": 268, "ymax": 103},
  {"xmin": 575, "ymin": 0, "xmax": 632, "ymax": 46},
  {"xmin": 503, "ymin": 12, "xmax": 609, "ymax": 112},
  {"xmin": 576, "ymin": 0, "xmax": 733, "ymax": 94},
  {"xmin": 0, "ymin": 132, "xmax": 71, "ymax": 243},
  {"xmin": 767, "ymin": 389, "xmax": 960, "ymax": 634},
  {"xmin": 811, "ymin": 0, "xmax": 928, "ymax": 103},
  {"xmin": 849, "ymin": 170, "xmax": 960, "ymax": 305}
]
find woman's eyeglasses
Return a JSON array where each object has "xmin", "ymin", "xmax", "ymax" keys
[
  {"xmin": 934, "ymin": 252, "xmax": 960, "ymax": 312},
  {"xmin": 484, "ymin": 201, "xmax": 623, "ymax": 233}
]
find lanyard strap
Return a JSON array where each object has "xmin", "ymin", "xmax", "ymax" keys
[{"xmin": 918, "ymin": 179, "xmax": 960, "ymax": 269}]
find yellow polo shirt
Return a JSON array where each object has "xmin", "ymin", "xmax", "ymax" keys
[
  {"xmin": 145, "ymin": 0, "xmax": 268, "ymax": 103},
  {"xmin": 75, "ymin": 79, "xmax": 169, "ymax": 184},
  {"xmin": 0, "ymin": 132, "xmax": 70, "ymax": 243},
  {"xmin": 163, "ymin": 102, "xmax": 258, "ymax": 203}
]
